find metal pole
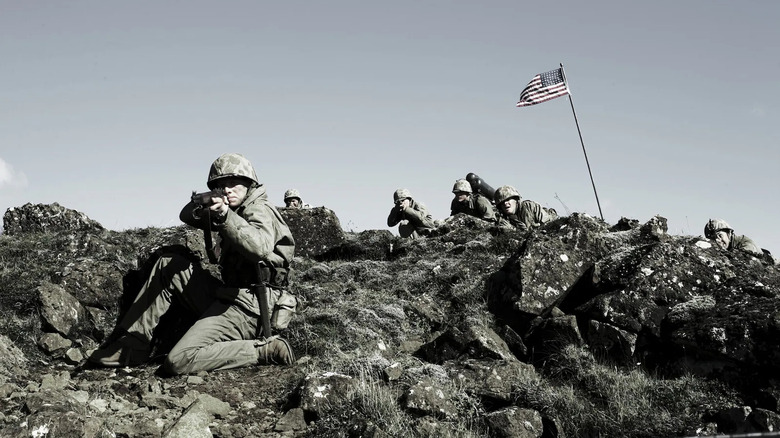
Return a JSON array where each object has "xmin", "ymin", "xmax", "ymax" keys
[{"xmin": 560, "ymin": 63, "xmax": 604, "ymax": 221}]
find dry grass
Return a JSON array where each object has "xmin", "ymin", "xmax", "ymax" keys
[{"xmin": 516, "ymin": 344, "xmax": 737, "ymax": 437}]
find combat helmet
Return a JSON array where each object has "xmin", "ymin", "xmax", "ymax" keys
[
  {"xmin": 704, "ymin": 218, "xmax": 733, "ymax": 239},
  {"xmin": 393, "ymin": 188, "xmax": 412, "ymax": 203},
  {"xmin": 452, "ymin": 179, "xmax": 472, "ymax": 194},
  {"xmin": 494, "ymin": 185, "xmax": 521, "ymax": 204},
  {"xmin": 284, "ymin": 189, "xmax": 302, "ymax": 202},
  {"xmin": 207, "ymin": 153, "xmax": 259, "ymax": 189}
]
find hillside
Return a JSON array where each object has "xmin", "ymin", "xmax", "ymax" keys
[{"xmin": 1, "ymin": 202, "xmax": 779, "ymax": 438}]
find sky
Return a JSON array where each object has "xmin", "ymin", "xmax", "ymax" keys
[{"xmin": 2, "ymin": 1, "xmax": 779, "ymax": 253}]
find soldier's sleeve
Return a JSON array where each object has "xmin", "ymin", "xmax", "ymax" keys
[
  {"xmin": 216, "ymin": 203, "xmax": 286, "ymax": 265},
  {"xmin": 387, "ymin": 207, "xmax": 403, "ymax": 227},
  {"xmin": 733, "ymin": 235, "xmax": 764, "ymax": 257},
  {"xmin": 477, "ymin": 197, "xmax": 495, "ymax": 222},
  {"xmin": 179, "ymin": 201, "xmax": 211, "ymax": 230},
  {"xmin": 405, "ymin": 204, "xmax": 435, "ymax": 229},
  {"xmin": 517, "ymin": 200, "xmax": 546, "ymax": 228},
  {"xmin": 450, "ymin": 198, "xmax": 462, "ymax": 216}
]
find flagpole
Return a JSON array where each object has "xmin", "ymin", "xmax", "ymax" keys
[{"xmin": 560, "ymin": 63, "xmax": 604, "ymax": 221}]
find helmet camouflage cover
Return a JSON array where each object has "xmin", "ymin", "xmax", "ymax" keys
[
  {"xmin": 394, "ymin": 188, "xmax": 412, "ymax": 202},
  {"xmin": 452, "ymin": 179, "xmax": 472, "ymax": 194},
  {"xmin": 207, "ymin": 153, "xmax": 259, "ymax": 189},
  {"xmin": 494, "ymin": 185, "xmax": 521, "ymax": 204},
  {"xmin": 704, "ymin": 218, "xmax": 733, "ymax": 239},
  {"xmin": 284, "ymin": 189, "xmax": 301, "ymax": 201}
]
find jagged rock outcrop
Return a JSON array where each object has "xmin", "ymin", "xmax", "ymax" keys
[
  {"xmin": 1, "ymin": 203, "xmax": 779, "ymax": 437},
  {"xmin": 2, "ymin": 202, "xmax": 104, "ymax": 235}
]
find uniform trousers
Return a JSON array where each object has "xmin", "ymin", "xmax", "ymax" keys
[{"xmin": 117, "ymin": 253, "xmax": 262, "ymax": 374}]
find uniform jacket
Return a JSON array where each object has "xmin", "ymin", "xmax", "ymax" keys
[
  {"xmin": 730, "ymin": 234, "xmax": 763, "ymax": 257},
  {"xmin": 497, "ymin": 199, "xmax": 557, "ymax": 230},
  {"xmin": 180, "ymin": 184, "xmax": 295, "ymax": 314},
  {"xmin": 450, "ymin": 194, "xmax": 495, "ymax": 222},
  {"xmin": 387, "ymin": 199, "xmax": 434, "ymax": 230}
]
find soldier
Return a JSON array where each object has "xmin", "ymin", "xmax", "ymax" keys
[
  {"xmin": 283, "ymin": 189, "xmax": 311, "ymax": 209},
  {"xmin": 494, "ymin": 185, "xmax": 557, "ymax": 230},
  {"xmin": 387, "ymin": 188, "xmax": 435, "ymax": 238},
  {"xmin": 89, "ymin": 153, "xmax": 296, "ymax": 374},
  {"xmin": 704, "ymin": 218, "xmax": 765, "ymax": 258},
  {"xmin": 450, "ymin": 179, "xmax": 495, "ymax": 222}
]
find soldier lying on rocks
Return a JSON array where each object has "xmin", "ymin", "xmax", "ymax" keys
[
  {"xmin": 494, "ymin": 185, "xmax": 557, "ymax": 230},
  {"xmin": 704, "ymin": 218, "xmax": 777, "ymax": 264},
  {"xmin": 89, "ymin": 153, "xmax": 296, "ymax": 374},
  {"xmin": 450, "ymin": 178, "xmax": 495, "ymax": 222}
]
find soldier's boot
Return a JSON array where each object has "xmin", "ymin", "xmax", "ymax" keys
[
  {"xmin": 256, "ymin": 336, "xmax": 295, "ymax": 366},
  {"xmin": 88, "ymin": 333, "xmax": 151, "ymax": 367}
]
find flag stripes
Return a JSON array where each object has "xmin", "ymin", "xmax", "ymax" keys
[{"xmin": 516, "ymin": 68, "xmax": 570, "ymax": 107}]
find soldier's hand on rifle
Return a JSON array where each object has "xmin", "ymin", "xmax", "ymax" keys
[
  {"xmin": 208, "ymin": 193, "xmax": 229, "ymax": 217},
  {"xmin": 395, "ymin": 198, "xmax": 410, "ymax": 213},
  {"xmin": 191, "ymin": 188, "xmax": 228, "ymax": 220}
]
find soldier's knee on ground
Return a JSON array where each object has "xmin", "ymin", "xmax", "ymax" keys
[{"xmin": 163, "ymin": 349, "xmax": 192, "ymax": 375}]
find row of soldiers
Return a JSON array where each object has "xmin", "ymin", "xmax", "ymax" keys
[
  {"xmin": 385, "ymin": 178, "xmax": 776, "ymax": 264},
  {"xmin": 387, "ymin": 178, "xmax": 557, "ymax": 239},
  {"xmin": 283, "ymin": 178, "xmax": 774, "ymax": 263},
  {"xmin": 281, "ymin": 178, "xmax": 555, "ymax": 237}
]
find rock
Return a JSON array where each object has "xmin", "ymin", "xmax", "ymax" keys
[
  {"xmin": 2, "ymin": 202, "xmax": 104, "ymax": 235},
  {"xmin": 586, "ymin": 320, "xmax": 638, "ymax": 366},
  {"xmin": 402, "ymin": 377, "xmax": 458, "ymax": 419},
  {"xmin": 195, "ymin": 393, "xmax": 231, "ymax": 418},
  {"xmin": 37, "ymin": 332, "xmax": 72, "ymax": 356},
  {"xmin": 274, "ymin": 407, "xmax": 307, "ymax": 432},
  {"xmin": 37, "ymin": 281, "xmax": 90, "ymax": 337},
  {"xmin": 485, "ymin": 407, "xmax": 544, "ymax": 438},
  {"xmin": 39, "ymin": 371, "xmax": 70, "ymax": 390},
  {"xmin": 298, "ymin": 371, "xmax": 357, "ymax": 418},
  {"xmin": 163, "ymin": 399, "xmax": 212, "ymax": 438},
  {"xmin": 279, "ymin": 206, "xmax": 346, "ymax": 259},
  {"xmin": 525, "ymin": 314, "xmax": 584, "ymax": 362},
  {"xmin": 446, "ymin": 359, "xmax": 539, "ymax": 403},
  {"xmin": 415, "ymin": 321, "xmax": 515, "ymax": 364},
  {"xmin": 0, "ymin": 334, "xmax": 28, "ymax": 379}
]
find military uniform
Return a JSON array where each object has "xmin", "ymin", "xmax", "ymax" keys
[
  {"xmin": 494, "ymin": 185, "xmax": 557, "ymax": 230},
  {"xmin": 704, "ymin": 218, "xmax": 773, "ymax": 262},
  {"xmin": 497, "ymin": 199, "xmax": 557, "ymax": 230},
  {"xmin": 387, "ymin": 188, "xmax": 434, "ymax": 238},
  {"xmin": 450, "ymin": 194, "xmax": 495, "ymax": 221},
  {"xmin": 283, "ymin": 188, "xmax": 312, "ymax": 209},
  {"xmin": 729, "ymin": 234, "xmax": 763, "ymax": 257},
  {"xmin": 90, "ymin": 153, "xmax": 296, "ymax": 374}
]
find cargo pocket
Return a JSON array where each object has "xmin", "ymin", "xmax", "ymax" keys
[{"xmin": 271, "ymin": 291, "xmax": 299, "ymax": 330}]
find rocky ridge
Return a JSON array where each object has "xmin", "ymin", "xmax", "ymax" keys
[{"xmin": 0, "ymin": 202, "xmax": 779, "ymax": 437}]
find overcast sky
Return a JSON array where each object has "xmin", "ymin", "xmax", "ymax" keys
[{"xmin": 2, "ymin": 1, "xmax": 779, "ymax": 254}]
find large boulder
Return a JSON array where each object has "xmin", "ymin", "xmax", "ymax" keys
[
  {"xmin": 279, "ymin": 207, "xmax": 346, "ymax": 259},
  {"xmin": 3, "ymin": 203, "xmax": 104, "ymax": 235}
]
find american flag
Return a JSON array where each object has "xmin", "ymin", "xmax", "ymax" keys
[{"xmin": 516, "ymin": 67, "xmax": 570, "ymax": 107}]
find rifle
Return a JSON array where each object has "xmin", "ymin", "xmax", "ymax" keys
[
  {"xmin": 254, "ymin": 263, "xmax": 273, "ymax": 339},
  {"xmin": 191, "ymin": 187, "xmax": 226, "ymax": 214},
  {"xmin": 190, "ymin": 187, "xmax": 226, "ymax": 263}
]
